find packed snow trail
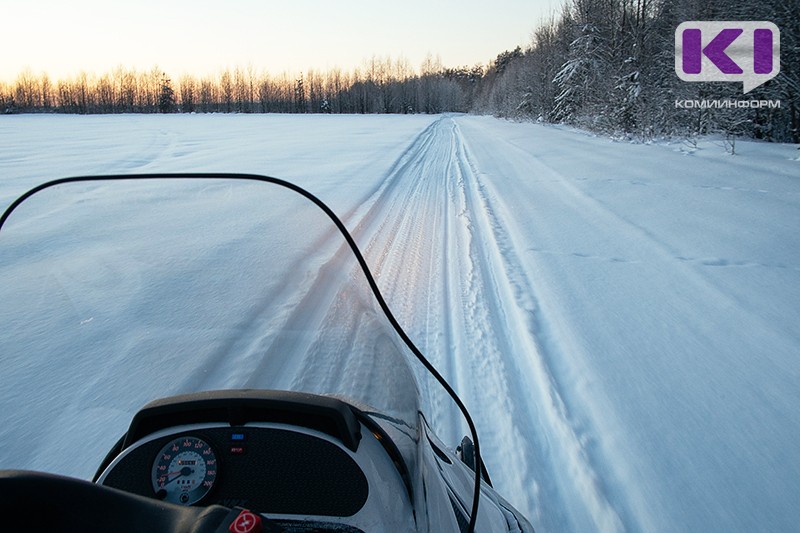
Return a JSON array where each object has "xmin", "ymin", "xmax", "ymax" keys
[
  {"xmin": 1, "ymin": 114, "xmax": 799, "ymax": 533},
  {"xmin": 345, "ymin": 116, "xmax": 626, "ymax": 531}
]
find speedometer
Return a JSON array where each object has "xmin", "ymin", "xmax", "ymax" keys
[{"xmin": 151, "ymin": 436, "xmax": 218, "ymax": 505}]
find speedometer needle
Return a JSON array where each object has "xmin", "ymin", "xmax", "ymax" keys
[{"xmin": 164, "ymin": 466, "xmax": 194, "ymax": 485}]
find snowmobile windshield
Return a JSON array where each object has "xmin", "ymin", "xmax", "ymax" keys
[{"xmin": 0, "ymin": 175, "xmax": 439, "ymax": 480}]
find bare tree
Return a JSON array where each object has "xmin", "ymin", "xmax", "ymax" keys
[
  {"xmin": 14, "ymin": 69, "xmax": 38, "ymax": 110},
  {"xmin": 179, "ymin": 74, "xmax": 196, "ymax": 113}
]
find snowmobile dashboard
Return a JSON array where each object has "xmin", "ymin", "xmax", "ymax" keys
[{"xmin": 89, "ymin": 389, "xmax": 415, "ymax": 531}]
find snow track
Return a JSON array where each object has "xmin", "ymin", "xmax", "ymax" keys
[{"xmin": 343, "ymin": 116, "xmax": 625, "ymax": 531}]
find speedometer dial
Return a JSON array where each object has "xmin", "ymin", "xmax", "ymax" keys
[{"xmin": 152, "ymin": 436, "xmax": 217, "ymax": 505}]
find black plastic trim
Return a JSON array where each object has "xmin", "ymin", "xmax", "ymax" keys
[{"xmin": 122, "ymin": 389, "xmax": 362, "ymax": 452}]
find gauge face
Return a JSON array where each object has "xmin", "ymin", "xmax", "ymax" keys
[{"xmin": 152, "ymin": 436, "xmax": 217, "ymax": 505}]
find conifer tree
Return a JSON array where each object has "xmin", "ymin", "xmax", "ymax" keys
[{"xmin": 159, "ymin": 74, "xmax": 176, "ymax": 113}]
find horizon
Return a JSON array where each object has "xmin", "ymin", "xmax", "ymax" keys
[{"xmin": 2, "ymin": 0, "xmax": 561, "ymax": 83}]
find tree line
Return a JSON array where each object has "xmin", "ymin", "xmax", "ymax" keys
[
  {"xmin": 2, "ymin": 0, "xmax": 797, "ymax": 143},
  {"xmin": 0, "ymin": 57, "xmax": 482, "ymax": 116}
]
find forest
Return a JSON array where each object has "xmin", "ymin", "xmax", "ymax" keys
[{"xmin": 2, "ymin": 0, "xmax": 798, "ymax": 143}]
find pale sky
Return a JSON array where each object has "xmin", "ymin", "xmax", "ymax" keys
[{"xmin": 2, "ymin": 0, "xmax": 562, "ymax": 81}]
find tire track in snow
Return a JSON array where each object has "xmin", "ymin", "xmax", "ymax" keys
[
  {"xmin": 346, "ymin": 118, "xmax": 462, "ymax": 432},
  {"xmin": 344, "ymin": 116, "xmax": 624, "ymax": 531},
  {"xmin": 451, "ymin": 122, "xmax": 626, "ymax": 532}
]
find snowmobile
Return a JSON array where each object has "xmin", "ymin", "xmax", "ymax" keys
[{"xmin": 0, "ymin": 174, "xmax": 533, "ymax": 532}]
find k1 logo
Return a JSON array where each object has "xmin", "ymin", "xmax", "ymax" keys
[{"xmin": 675, "ymin": 21, "xmax": 780, "ymax": 93}]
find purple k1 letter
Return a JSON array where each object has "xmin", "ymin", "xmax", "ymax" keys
[
  {"xmin": 702, "ymin": 28, "xmax": 743, "ymax": 74},
  {"xmin": 753, "ymin": 28, "xmax": 773, "ymax": 74},
  {"xmin": 682, "ymin": 28, "xmax": 743, "ymax": 75},
  {"xmin": 675, "ymin": 21, "xmax": 781, "ymax": 94}
]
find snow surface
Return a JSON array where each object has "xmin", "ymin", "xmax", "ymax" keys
[{"xmin": 1, "ymin": 113, "xmax": 799, "ymax": 532}]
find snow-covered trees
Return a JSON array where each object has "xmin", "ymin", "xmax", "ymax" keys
[{"xmin": 477, "ymin": 0, "xmax": 798, "ymax": 143}]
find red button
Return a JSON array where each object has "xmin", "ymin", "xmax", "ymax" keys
[{"xmin": 229, "ymin": 510, "xmax": 262, "ymax": 533}]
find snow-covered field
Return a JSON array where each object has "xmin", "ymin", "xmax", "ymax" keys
[{"xmin": 1, "ymin": 113, "xmax": 799, "ymax": 532}]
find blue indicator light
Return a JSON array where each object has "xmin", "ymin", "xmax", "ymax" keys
[{"xmin": 231, "ymin": 433, "xmax": 245, "ymax": 441}]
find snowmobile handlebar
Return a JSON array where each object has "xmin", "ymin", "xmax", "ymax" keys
[{"xmin": 0, "ymin": 470, "xmax": 268, "ymax": 533}]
